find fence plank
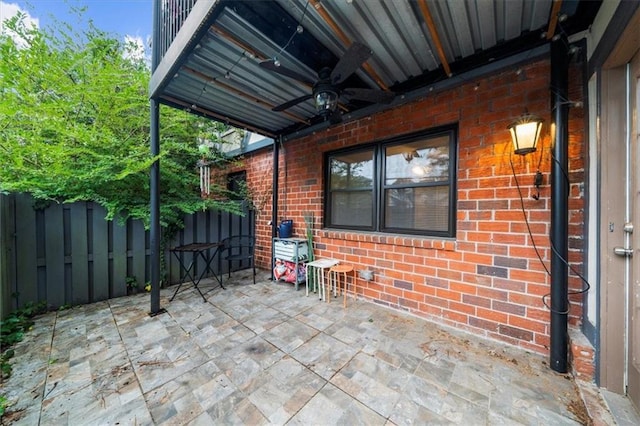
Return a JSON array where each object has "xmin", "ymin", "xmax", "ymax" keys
[
  {"xmin": 173, "ymin": 213, "xmax": 196, "ymax": 283},
  {"xmin": 131, "ymin": 220, "xmax": 146, "ymax": 286},
  {"xmin": 167, "ymin": 240, "xmax": 180, "ymax": 285},
  {"xmin": 0, "ymin": 194, "xmax": 16, "ymax": 315},
  {"xmin": 43, "ymin": 203, "xmax": 65, "ymax": 308},
  {"xmin": 195, "ymin": 211, "xmax": 208, "ymax": 277},
  {"xmin": 91, "ymin": 203, "xmax": 110, "ymax": 301},
  {"xmin": 112, "ymin": 221, "xmax": 127, "ymax": 297},
  {"xmin": 70, "ymin": 203, "xmax": 89, "ymax": 304},
  {"xmin": 14, "ymin": 195, "xmax": 38, "ymax": 307},
  {"xmin": 197, "ymin": 210, "xmax": 208, "ymax": 242},
  {"xmin": 144, "ymin": 229, "xmax": 150, "ymax": 284},
  {"xmin": 183, "ymin": 213, "xmax": 195, "ymax": 243},
  {"xmin": 63, "ymin": 206, "xmax": 72, "ymax": 304},
  {"xmin": 166, "ymin": 223, "xmax": 182, "ymax": 285},
  {"xmin": 207, "ymin": 210, "xmax": 223, "ymax": 242}
]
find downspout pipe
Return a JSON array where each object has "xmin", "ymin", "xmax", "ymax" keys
[
  {"xmin": 549, "ymin": 33, "xmax": 570, "ymax": 373},
  {"xmin": 271, "ymin": 136, "xmax": 280, "ymax": 280},
  {"xmin": 149, "ymin": 0, "xmax": 162, "ymax": 315}
]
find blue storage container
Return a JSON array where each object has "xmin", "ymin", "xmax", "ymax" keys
[{"xmin": 278, "ymin": 220, "xmax": 293, "ymax": 238}]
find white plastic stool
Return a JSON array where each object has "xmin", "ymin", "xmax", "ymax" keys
[{"xmin": 305, "ymin": 259, "xmax": 339, "ymax": 301}]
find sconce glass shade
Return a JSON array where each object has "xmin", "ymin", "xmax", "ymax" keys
[
  {"xmin": 315, "ymin": 90, "xmax": 338, "ymax": 115},
  {"xmin": 508, "ymin": 115, "xmax": 543, "ymax": 155}
]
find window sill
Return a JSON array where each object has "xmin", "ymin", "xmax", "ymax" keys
[{"xmin": 318, "ymin": 229, "xmax": 456, "ymax": 251}]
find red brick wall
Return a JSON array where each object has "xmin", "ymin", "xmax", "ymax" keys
[{"xmin": 233, "ymin": 57, "xmax": 585, "ymax": 355}]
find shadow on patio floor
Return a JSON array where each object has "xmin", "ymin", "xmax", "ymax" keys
[{"xmin": 1, "ymin": 269, "xmax": 615, "ymax": 424}]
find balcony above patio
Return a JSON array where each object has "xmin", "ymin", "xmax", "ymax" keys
[{"xmin": 149, "ymin": 0, "xmax": 600, "ymax": 140}]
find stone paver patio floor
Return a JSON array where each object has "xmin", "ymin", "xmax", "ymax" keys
[{"xmin": 2, "ymin": 269, "xmax": 612, "ymax": 424}]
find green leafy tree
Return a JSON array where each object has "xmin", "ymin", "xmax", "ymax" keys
[{"xmin": 0, "ymin": 10, "xmax": 242, "ymax": 233}]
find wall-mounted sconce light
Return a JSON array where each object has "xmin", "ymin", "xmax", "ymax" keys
[{"xmin": 508, "ymin": 114, "xmax": 544, "ymax": 155}]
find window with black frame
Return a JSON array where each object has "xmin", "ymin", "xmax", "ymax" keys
[{"xmin": 325, "ymin": 126, "xmax": 456, "ymax": 237}]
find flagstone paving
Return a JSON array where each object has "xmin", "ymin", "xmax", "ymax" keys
[{"xmin": 1, "ymin": 269, "xmax": 617, "ymax": 425}]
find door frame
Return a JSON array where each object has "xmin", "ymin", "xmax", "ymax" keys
[{"xmin": 598, "ymin": 7, "xmax": 640, "ymax": 412}]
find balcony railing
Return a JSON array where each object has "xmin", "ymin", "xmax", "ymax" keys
[{"xmin": 157, "ymin": 0, "xmax": 198, "ymax": 60}]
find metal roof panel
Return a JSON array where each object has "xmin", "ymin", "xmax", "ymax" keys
[{"xmin": 151, "ymin": 0, "xmax": 601, "ymax": 137}]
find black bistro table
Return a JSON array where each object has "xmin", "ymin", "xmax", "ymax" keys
[{"xmin": 169, "ymin": 242, "xmax": 224, "ymax": 302}]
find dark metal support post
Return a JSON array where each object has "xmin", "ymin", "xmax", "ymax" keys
[
  {"xmin": 270, "ymin": 137, "xmax": 280, "ymax": 280},
  {"xmin": 150, "ymin": 100, "xmax": 161, "ymax": 315},
  {"xmin": 549, "ymin": 33, "xmax": 570, "ymax": 373},
  {"xmin": 149, "ymin": 0, "xmax": 163, "ymax": 315}
]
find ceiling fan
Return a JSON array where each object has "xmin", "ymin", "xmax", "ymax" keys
[{"xmin": 259, "ymin": 42, "xmax": 395, "ymax": 123}]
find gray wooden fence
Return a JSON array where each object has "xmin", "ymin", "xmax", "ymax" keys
[{"xmin": 0, "ymin": 193, "xmax": 253, "ymax": 313}]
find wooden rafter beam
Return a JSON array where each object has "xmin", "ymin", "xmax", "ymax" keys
[
  {"xmin": 308, "ymin": 0, "xmax": 389, "ymax": 91},
  {"xmin": 546, "ymin": 0, "xmax": 563, "ymax": 40},
  {"xmin": 211, "ymin": 24, "xmax": 314, "ymax": 90},
  {"xmin": 210, "ymin": 26, "xmax": 265, "ymax": 61},
  {"xmin": 417, "ymin": 0, "xmax": 452, "ymax": 77}
]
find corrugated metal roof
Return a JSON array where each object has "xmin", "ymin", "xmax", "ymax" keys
[{"xmin": 150, "ymin": 0, "xmax": 600, "ymax": 139}]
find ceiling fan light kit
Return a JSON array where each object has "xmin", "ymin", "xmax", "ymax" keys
[
  {"xmin": 314, "ymin": 90, "xmax": 338, "ymax": 115},
  {"xmin": 260, "ymin": 41, "xmax": 395, "ymax": 123}
]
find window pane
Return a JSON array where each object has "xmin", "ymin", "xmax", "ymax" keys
[
  {"xmin": 331, "ymin": 191, "xmax": 372, "ymax": 227},
  {"xmin": 325, "ymin": 127, "xmax": 456, "ymax": 237},
  {"xmin": 385, "ymin": 186, "xmax": 449, "ymax": 231},
  {"xmin": 330, "ymin": 150, "xmax": 374, "ymax": 189},
  {"xmin": 385, "ymin": 136, "xmax": 449, "ymax": 185}
]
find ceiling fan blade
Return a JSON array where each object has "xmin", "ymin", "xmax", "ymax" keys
[
  {"xmin": 272, "ymin": 94, "xmax": 313, "ymax": 112},
  {"xmin": 343, "ymin": 88, "xmax": 395, "ymax": 104},
  {"xmin": 259, "ymin": 60, "xmax": 314, "ymax": 85},
  {"xmin": 330, "ymin": 42, "xmax": 373, "ymax": 85}
]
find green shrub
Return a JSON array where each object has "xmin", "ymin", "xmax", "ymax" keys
[
  {"xmin": 0, "ymin": 301, "xmax": 46, "ymax": 379},
  {"xmin": 0, "ymin": 394, "xmax": 8, "ymax": 417}
]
